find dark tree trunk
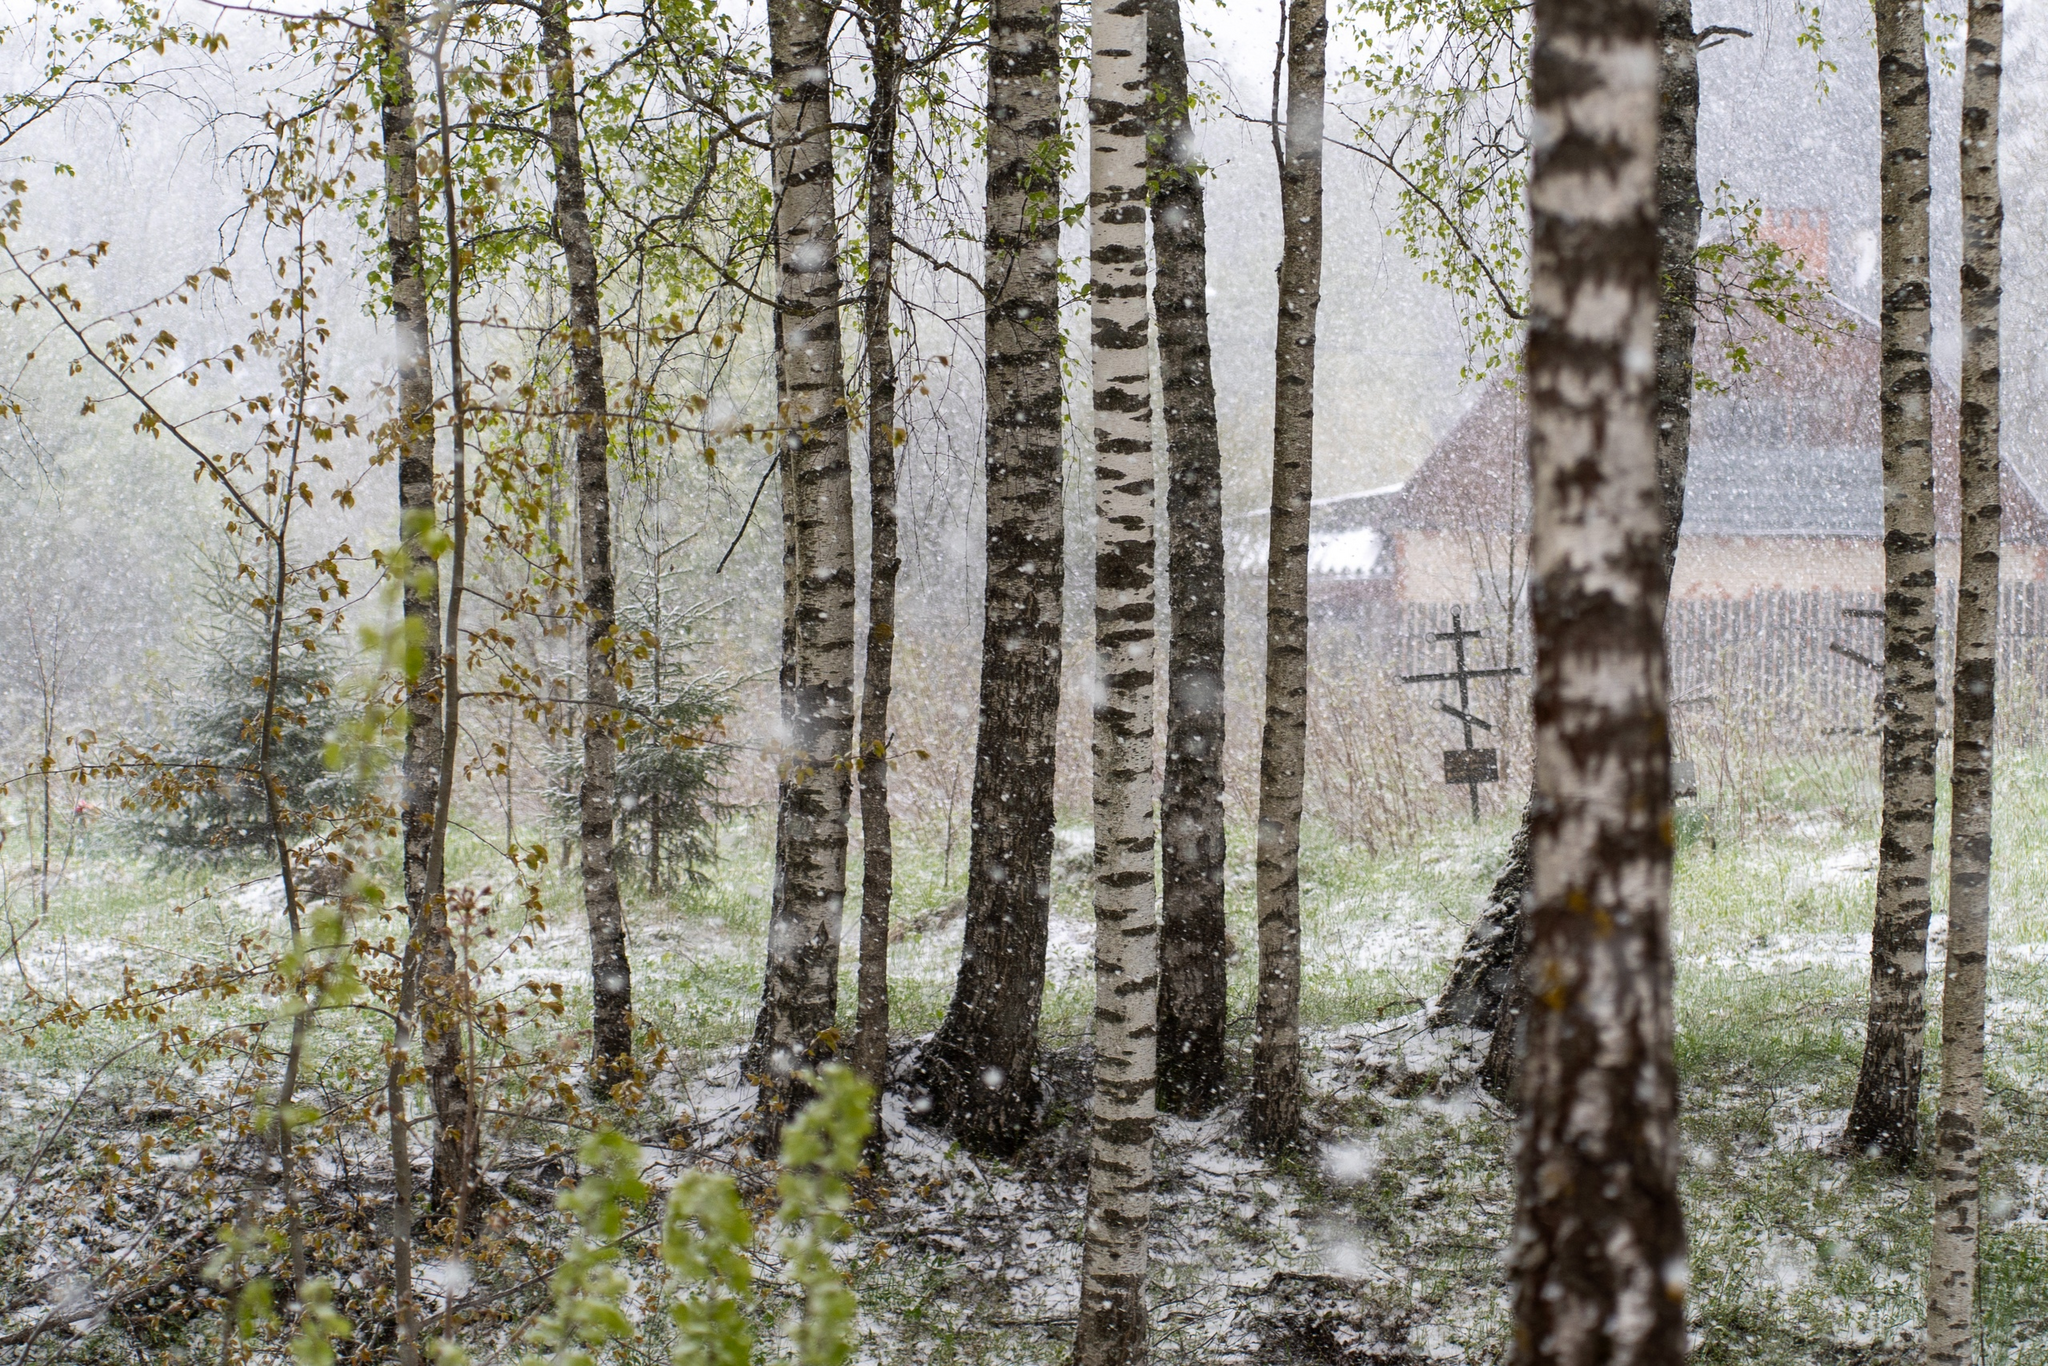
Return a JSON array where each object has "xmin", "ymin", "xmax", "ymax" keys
[
  {"xmin": 1478, "ymin": 885, "xmax": 1530, "ymax": 1099},
  {"xmin": 749, "ymin": 0, "xmax": 858, "ymax": 1151},
  {"xmin": 1927, "ymin": 5, "xmax": 1999, "ymax": 1355},
  {"xmin": 378, "ymin": 0, "xmax": 470, "ymax": 1226},
  {"xmin": 1846, "ymin": 0, "xmax": 1938, "ymax": 1166},
  {"xmin": 385, "ymin": 0, "xmax": 441, "ymax": 1076},
  {"xmin": 851, "ymin": 0, "xmax": 903, "ymax": 1104},
  {"xmin": 767, "ymin": 307, "xmax": 796, "ymax": 1043},
  {"xmin": 1431, "ymin": 812, "xmax": 1529, "ymax": 1030},
  {"xmin": 1509, "ymin": 0, "xmax": 1687, "ymax": 1356},
  {"xmin": 542, "ymin": 0, "xmax": 633, "ymax": 1091},
  {"xmin": 1148, "ymin": 0, "xmax": 1228, "ymax": 1117},
  {"xmin": 423, "ymin": 28, "xmax": 480, "ymax": 1222},
  {"xmin": 1248, "ymin": 0, "xmax": 1326, "ymax": 1156},
  {"xmin": 1655, "ymin": 0, "xmax": 1701, "ymax": 586},
  {"xmin": 912, "ymin": 0, "xmax": 1064, "ymax": 1155}
]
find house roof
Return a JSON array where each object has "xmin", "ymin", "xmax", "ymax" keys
[
  {"xmin": 1322, "ymin": 300, "xmax": 2048, "ymax": 546},
  {"xmin": 1682, "ymin": 445, "xmax": 1880, "ymax": 536}
]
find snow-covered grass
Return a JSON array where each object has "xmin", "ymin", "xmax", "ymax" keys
[{"xmin": 1, "ymin": 744, "xmax": 2045, "ymax": 1362}]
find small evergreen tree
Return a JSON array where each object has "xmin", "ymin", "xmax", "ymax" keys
[
  {"xmin": 551, "ymin": 655, "xmax": 731, "ymax": 892},
  {"xmin": 615, "ymin": 680, "xmax": 731, "ymax": 889},
  {"xmin": 143, "ymin": 590, "xmax": 356, "ymax": 863}
]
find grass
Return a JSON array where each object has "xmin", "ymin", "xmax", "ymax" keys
[{"xmin": 0, "ymin": 744, "xmax": 2044, "ymax": 1362}]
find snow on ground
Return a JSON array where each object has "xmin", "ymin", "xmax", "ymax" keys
[{"xmin": 6, "ymin": 782, "xmax": 2047, "ymax": 1364}]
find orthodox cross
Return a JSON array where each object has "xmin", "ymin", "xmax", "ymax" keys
[{"xmin": 1400, "ymin": 611, "xmax": 1521, "ymax": 819}]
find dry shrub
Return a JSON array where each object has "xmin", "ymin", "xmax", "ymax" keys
[
  {"xmin": 875, "ymin": 630, "xmax": 983, "ymax": 867},
  {"xmin": 1300, "ymin": 620, "xmax": 1532, "ymax": 853}
]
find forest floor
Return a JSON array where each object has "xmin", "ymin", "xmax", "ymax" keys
[{"xmin": 1, "ymin": 748, "xmax": 2045, "ymax": 1363}]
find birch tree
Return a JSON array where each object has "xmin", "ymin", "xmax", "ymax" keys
[
  {"xmin": 1846, "ymin": 0, "xmax": 1939, "ymax": 1165},
  {"xmin": 749, "ymin": 0, "xmax": 858, "ymax": 1144},
  {"xmin": 421, "ymin": 9, "xmax": 483, "ymax": 1220},
  {"xmin": 1508, "ymin": 0, "xmax": 1687, "ymax": 1358},
  {"xmin": 851, "ymin": 0, "xmax": 904, "ymax": 1100},
  {"xmin": 1927, "ymin": 0, "xmax": 2000, "ymax": 1353},
  {"xmin": 1248, "ymin": 0, "xmax": 1326, "ymax": 1153},
  {"xmin": 375, "ymin": 0, "xmax": 471, "ymax": 1227},
  {"xmin": 916, "ymin": 0, "xmax": 1066, "ymax": 1153},
  {"xmin": 541, "ymin": 0, "xmax": 634, "ymax": 1090},
  {"xmin": 380, "ymin": 0, "xmax": 439, "ymax": 1097},
  {"xmin": 1073, "ymin": 0, "xmax": 1157, "ymax": 1353},
  {"xmin": 1434, "ymin": 0, "xmax": 1746, "ymax": 1052},
  {"xmin": 1149, "ymin": 0, "xmax": 1228, "ymax": 1116},
  {"xmin": 380, "ymin": 9, "xmax": 437, "ymax": 961}
]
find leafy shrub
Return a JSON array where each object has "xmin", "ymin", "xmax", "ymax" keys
[{"xmin": 284, "ymin": 1065, "xmax": 874, "ymax": 1366}]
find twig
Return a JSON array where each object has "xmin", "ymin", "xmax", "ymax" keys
[{"xmin": 714, "ymin": 452, "xmax": 780, "ymax": 573}]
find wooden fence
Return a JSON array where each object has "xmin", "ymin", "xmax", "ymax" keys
[{"xmin": 1315, "ymin": 582, "xmax": 2048, "ymax": 734}]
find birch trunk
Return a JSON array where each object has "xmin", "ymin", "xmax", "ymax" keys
[
  {"xmin": 1148, "ymin": 0, "xmax": 1228, "ymax": 1116},
  {"xmin": 1927, "ymin": 2, "xmax": 2000, "ymax": 1356},
  {"xmin": 1432, "ymin": 815, "xmax": 1529, "ymax": 1030},
  {"xmin": 1509, "ymin": 0, "xmax": 1688, "ymax": 1358},
  {"xmin": 1441, "ymin": 0, "xmax": 1703, "ymax": 1054},
  {"xmin": 765, "ymin": 305, "xmax": 795, "ymax": 1069},
  {"xmin": 375, "ymin": 14, "xmax": 427, "ymax": 1313},
  {"xmin": 382, "ymin": 0, "xmax": 440, "ymax": 1076},
  {"xmin": 383, "ymin": 21, "xmax": 437, "ymax": 936},
  {"xmin": 1847, "ymin": 0, "xmax": 1939, "ymax": 1166},
  {"xmin": 1072, "ymin": 0, "xmax": 1157, "ymax": 1355},
  {"xmin": 915, "ymin": 0, "xmax": 1065, "ymax": 1154},
  {"xmin": 423, "ymin": 34, "xmax": 480, "ymax": 1222},
  {"xmin": 750, "ymin": 0, "xmax": 856, "ymax": 1145},
  {"xmin": 851, "ymin": 0, "xmax": 903, "ymax": 1102},
  {"xmin": 376, "ymin": 0, "xmax": 469, "ymax": 1227},
  {"xmin": 1248, "ymin": 0, "xmax": 1325, "ymax": 1154},
  {"xmin": 541, "ymin": 0, "xmax": 633, "ymax": 1090}
]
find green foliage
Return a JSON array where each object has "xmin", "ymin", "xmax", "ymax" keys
[
  {"xmin": 615, "ymin": 679, "xmax": 733, "ymax": 886},
  {"xmin": 1340, "ymin": 0, "xmax": 1530, "ymax": 377},
  {"xmin": 288, "ymin": 1281, "xmax": 354, "ymax": 1366},
  {"xmin": 523, "ymin": 1129, "xmax": 651, "ymax": 1366},
  {"xmin": 1792, "ymin": 1, "xmax": 1839, "ymax": 90},
  {"xmin": 520, "ymin": 1064, "xmax": 873, "ymax": 1366},
  {"xmin": 1338, "ymin": 3, "xmax": 1850, "ymax": 381},
  {"xmin": 769, "ymin": 1067, "xmax": 870, "ymax": 1366},
  {"xmin": 1692, "ymin": 185, "xmax": 1856, "ymax": 390},
  {"xmin": 665, "ymin": 1172, "xmax": 760, "ymax": 1366}
]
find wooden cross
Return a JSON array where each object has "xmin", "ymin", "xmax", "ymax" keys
[{"xmin": 1400, "ymin": 612, "xmax": 1522, "ymax": 818}]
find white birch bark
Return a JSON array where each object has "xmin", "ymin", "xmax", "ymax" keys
[
  {"xmin": 1507, "ymin": 0, "xmax": 1688, "ymax": 1360},
  {"xmin": 1074, "ymin": 0, "xmax": 1157, "ymax": 1357},
  {"xmin": 1927, "ymin": 0, "xmax": 2000, "ymax": 1356},
  {"xmin": 375, "ymin": 0, "xmax": 451, "ymax": 1295},
  {"xmin": 1847, "ymin": 0, "xmax": 1940, "ymax": 1164},
  {"xmin": 749, "ymin": 0, "xmax": 857, "ymax": 1144},
  {"xmin": 541, "ymin": 0, "xmax": 633, "ymax": 1095}
]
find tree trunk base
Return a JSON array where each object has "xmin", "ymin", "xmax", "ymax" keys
[
  {"xmin": 1430, "ymin": 806, "xmax": 1531, "ymax": 1032},
  {"xmin": 908, "ymin": 1037, "xmax": 1042, "ymax": 1156}
]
